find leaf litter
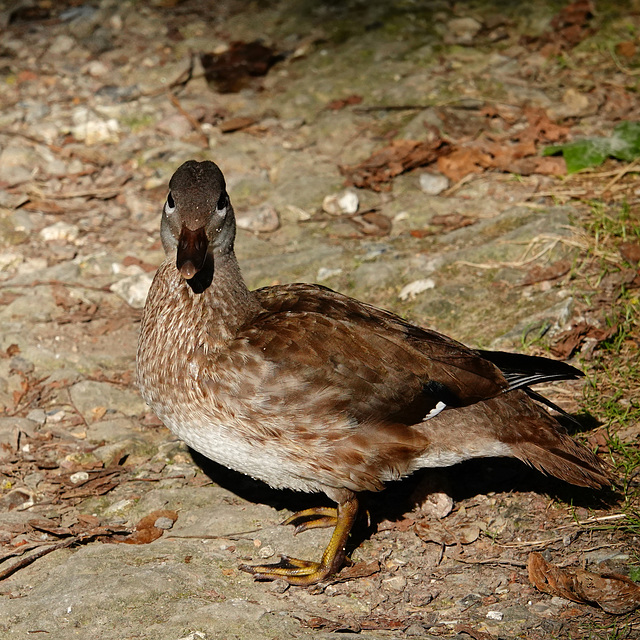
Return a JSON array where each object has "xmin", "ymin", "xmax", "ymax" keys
[{"xmin": 1, "ymin": 2, "xmax": 639, "ymax": 638}]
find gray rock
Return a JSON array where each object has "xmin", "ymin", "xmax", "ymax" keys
[
  {"xmin": 69, "ymin": 380, "xmax": 146, "ymax": 420},
  {"xmin": 0, "ymin": 141, "xmax": 36, "ymax": 185},
  {"xmin": 110, "ymin": 273, "xmax": 154, "ymax": 308}
]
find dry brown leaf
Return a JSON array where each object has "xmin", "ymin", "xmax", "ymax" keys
[
  {"xmin": 120, "ymin": 509, "xmax": 178, "ymax": 545},
  {"xmin": 330, "ymin": 560, "xmax": 380, "ymax": 583},
  {"xmin": 302, "ymin": 612, "xmax": 410, "ymax": 632},
  {"xmin": 528, "ymin": 552, "xmax": 640, "ymax": 614},
  {"xmin": 326, "ymin": 95, "xmax": 363, "ymax": 111},
  {"xmin": 619, "ymin": 241, "xmax": 640, "ymax": 265},
  {"xmin": 219, "ymin": 116, "xmax": 258, "ymax": 133},
  {"xmin": 340, "ymin": 139, "xmax": 450, "ymax": 191},
  {"xmin": 349, "ymin": 212, "xmax": 392, "ymax": 236},
  {"xmin": 509, "ymin": 156, "xmax": 566, "ymax": 176},
  {"xmin": 122, "ymin": 256, "xmax": 158, "ymax": 273},
  {"xmin": 28, "ymin": 518, "xmax": 73, "ymax": 537},
  {"xmin": 437, "ymin": 146, "xmax": 490, "ymax": 182},
  {"xmin": 520, "ymin": 259, "xmax": 571, "ymax": 286},
  {"xmin": 550, "ymin": 322, "xmax": 618, "ymax": 359},
  {"xmin": 615, "ymin": 41, "xmax": 636, "ymax": 58},
  {"xmin": 550, "ymin": 0, "xmax": 595, "ymax": 46}
]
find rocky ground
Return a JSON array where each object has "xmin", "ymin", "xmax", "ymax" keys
[{"xmin": 0, "ymin": 1, "xmax": 639, "ymax": 639}]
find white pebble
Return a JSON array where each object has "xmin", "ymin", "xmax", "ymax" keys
[
  {"xmin": 69, "ymin": 471, "xmax": 90, "ymax": 484},
  {"xmin": 399, "ymin": 278, "xmax": 435, "ymax": 301},
  {"xmin": 419, "ymin": 172, "xmax": 449, "ymax": 195},
  {"xmin": 337, "ymin": 189, "xmax": 359, "ymax": 214},
  {"xmin": 322, "ymin": 189, "xmax": 359, "ymax": 215},
  {"xmin": 486, "ymin": 610, "xmax": 504, "ymax": 621},
  {"xmin": 40, "ymin": 222, "xmax": 79, "ymax": 243}
]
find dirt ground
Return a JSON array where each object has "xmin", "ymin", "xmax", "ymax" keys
[{"xmin": 0, "ymin": 1, "xmax": 639, "ymax": 639}]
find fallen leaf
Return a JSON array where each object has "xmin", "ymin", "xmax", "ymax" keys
[
  {"xmin": 0, "ymin": 293, "xmax": 21, "ymax": 306},
  {"xmin": 330, "ymin": 560, "xmax": 381, "ymax": 582},
  {"xmin": 415, "ymin": 520, "xmax": 458, "ymax": 546},
  {"xmin": 6, "ymin": 344, "xmax": 20, "ymax": 357},
  {"xmin": 349, "ymin": 211, "xmax": 392, "ymax": 236},
  {"xmin": 200, "ymin": 42, "xmax": 283, "ymax": 94},
  {"xmin": 302, "ymin": 612, "xmax": 411, "ymax": 632},
  {"xmin": 122, "ymin": 256, "xmax": 157, "ymax": 272},
  {"xmin": 528, "ymin": 552, "xmax": 640, "ymax": 614},
  {"xmin": 437, "ymin": 146, "xmax": 489, "ymax": 182},
  {"xmin": 615, "ymin": 41, "xmax": 636, "ymax": 58},
  {"xmin": 550, "ymin": 322, "xmax": 618, "ymax": 359},
  {"xmin": 219, "ymin": 116, "xmax": 257, "ymax": 133},
  {"xmin": 340, "ymin": 138, "xmax": 450, "ymax": 191},
  {"xmin": 21, "ymin": 200, "xmax": 65, "ymax": 214},
  {"xmin": 543, "ymin": 121, "xmax": 640, "ymax": 173},
  {"xmin": 326, "ymin": 95, "xmax": 363, "ymax": 110},
  {"xmin": 619, "ymin": 241, "xmax": 640, "ymax": 265},
  {"xmin": 28, "ymin": 519, "xmax": 73, "ymax": 537},
  {"xmin": 119, "ymin": 509, "xmax": 178, "ymax": 545},
  {"xmin": 520, "ymin": 260, "xmax": 571, "ymax": 286}
]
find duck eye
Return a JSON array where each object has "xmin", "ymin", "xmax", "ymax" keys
[
  {"xmin": 165, "ymin": 192, "xmax": 176, "ymax": 213},
  {"xmin": 216, "ymin": 191, "xmax": 228, "ymax": 212}
]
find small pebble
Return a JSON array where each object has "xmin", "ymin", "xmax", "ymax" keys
[
  {"xmin": 40, "ymin": 222, "xmax": 79, "ymax": 243},
  {"xmin": 69, "ymin": 471, "xmax": 90, "ymax": 484},
  {"xmin": 317, "ymin": 267, "xmax": 342, "ymax": 281},
  {"xmin": 258, "ymin": 545, "xmax": 275, "ymax": 559},
  {"xmin": 383, "ymin": 575, "xmax": 407, "ymax": 591},
  {"xmin": 269, "ymin": 579, "xmax": 290, "ymax": 594},
  {"xmin": 419, "ymin": 172, "xmax": 449, "ymax": 195},
  {"xmin": 85, "ymin": 60, "xmax": 109, "ymax": 77},
  {"xmin": 486, "ymin": 610, "xmax": 504, "ymax": 621},
  {"xmin": 26, "ymin": 409, "xmax": 47, "ymax": 425},
  {"xmin": 235, "ymin": 204, "xmax": 280, "ymax": 233},
  {"xmin": 406, "ymin": 623, "xmax": 429, "ymax": 636},
  {"xmin": 322, "ymin": 189, "xmax": 359, "ymax": 215},
  {"xmin": 337, "ymin": 189, "xmax": 359, "ymax": 214},
  {"xmin": 398, "ymin": 278, "xmax": 435, "ymax": 301},
  {"xmin": 154, "ymin": 517, "xmax": 175, "ymax": 530},
  {"xmin": 446, "ymin": 17, "xmax": 483, "ymax": 44}
]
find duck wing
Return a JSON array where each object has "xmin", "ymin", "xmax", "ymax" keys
[{"xmin": 240, "ymin": 283, "xmax": 508, "ymax": 426}]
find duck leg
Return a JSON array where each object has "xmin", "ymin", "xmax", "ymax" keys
[
  {"xmin": 239, "ymin": 494, "xmax": 358, "ymax": 586},
  {"xmin": 282, "ymin": 506, "xmax": 338, "ymax": 533}
]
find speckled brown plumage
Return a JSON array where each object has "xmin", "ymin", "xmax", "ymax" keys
[{"xmin": 136, "ymin": 160, "xmax": 611, "ymax": 585}]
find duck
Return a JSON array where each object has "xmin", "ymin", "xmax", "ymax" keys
[{"xmin": 136, "ymin": 159, "xmax": 611, "ymax": 586}]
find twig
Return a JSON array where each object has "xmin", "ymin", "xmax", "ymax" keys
[
  {"xmin": 610, "ymin": 46, "xmax": 640, "ymax": 76},
  {"xmin": 0, "ymin": 537, "xmax": 77, "ymax": 581},
  {"xmin": 442, "ymin": 172, "xmax": 477, "ymax": 197},
  {"xmin": 599, "ymin": 160, "xmax": 640, "ymax": 195},
  {"xmin": 557, "ymin": 513, "xmax": 628, "ymax": 529},
  {"xmin": 455, "ymin": 238, "xmax": 560, "ymax": 270},
  {"xmin": 497, "ymin": 535, "xmax": 565, "ymax": 549},
  {"xmin": 168, "ymin": 93, "xmax": 209, "ymax": 148},
  {"xmin": 495, "ymin": 514, "xmax": 629, "ymax": 548},
  {"xmin": 168, "ymin": 527, "xmax": 264, "ymax": 541},
  {"xmin": 30, "ymin": 184, "xmax": 128, "ymax": 200},
  {"xmin": 455, "ymin": 556, "xmax": 527, "ymax": 568},
  {"xmin": 168, "ymin": 51, "xmax": 196, "ymax": 91},
  {"xmin": 0, "ymin": 280, "xmax": 113, "ymax": 293}
]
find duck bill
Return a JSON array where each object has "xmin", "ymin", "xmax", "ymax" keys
[{"xmin": 176, "ymin": 225, "xmax": 209, "ymax": 279}]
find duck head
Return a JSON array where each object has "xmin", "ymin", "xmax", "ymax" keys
[{"xmin": 160, "ymin": 160, "xmax": 236, "ymax": 280}]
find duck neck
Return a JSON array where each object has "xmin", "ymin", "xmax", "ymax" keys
[{"xmin": 187, "ymin": 248, "xmax": 261, "ymax": 342}]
